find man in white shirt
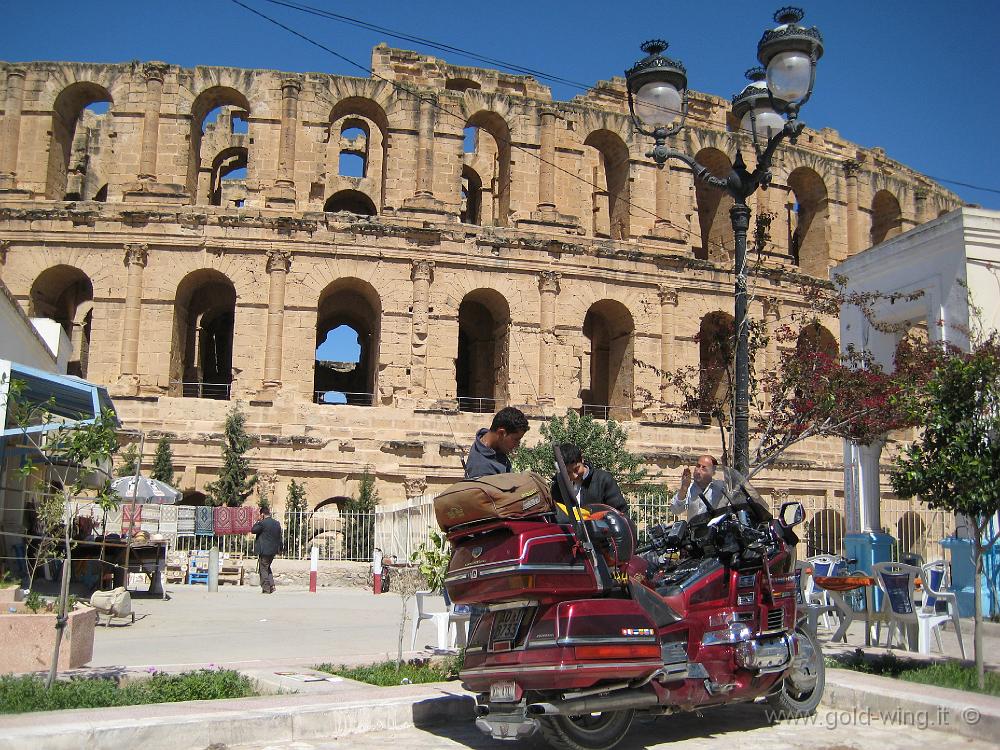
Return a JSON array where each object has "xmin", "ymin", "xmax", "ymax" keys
[{"xmin": 670, "ymin": 454, "xmax": 727, "ymax": 520}]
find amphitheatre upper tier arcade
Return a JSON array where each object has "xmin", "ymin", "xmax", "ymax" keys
[{"xmin": 0, "ymin": 46, "xmax": 961, "ymax": 555}]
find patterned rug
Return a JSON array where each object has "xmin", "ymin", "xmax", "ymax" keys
[
  {"xmin": 195, "ymin": 506, "xmax": 214, "ymax": 535},
  {"xmin": 103, "ymin": 507, "xmax": 123, "ymax": 536},
  {"xmin": 214, "ymin": 506, "xmax": 235, "ymax": 535},
  {"xmin": 122, "ymin": 504, "xmax": 142, "ymax": 533},
  {"xmin": 232, "ymin": 506, "xmax": 258, "ymax": 535}
]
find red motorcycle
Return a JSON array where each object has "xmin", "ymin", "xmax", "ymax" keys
[{"xmin": 436, "ymin": 457, "xmax": 823, "ymax": 750}]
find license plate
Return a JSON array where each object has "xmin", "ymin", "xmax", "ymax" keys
[
  {"xmin": 490, "ymin": 679, "xmax": 518, "ymax": 703},
  {"xmin": 491, "ymin": 608, "xmax": 525, "ymax": 642}
]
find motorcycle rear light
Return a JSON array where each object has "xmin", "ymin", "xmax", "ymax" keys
[{"xmin": 572, "ymin": 644, "xmax": 661, "ymax": 660}]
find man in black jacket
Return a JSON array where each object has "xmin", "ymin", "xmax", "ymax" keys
[
  {"xmin": 251, "ymin": 508, "xmax": 282, "ymax": 594},
  {"xmin": 550, "ymin": 443, "xmax": 628, "ymax": 514},
  {"xmin": 464, "ymin": 407, "xmax": 529, "ymax": 479}
]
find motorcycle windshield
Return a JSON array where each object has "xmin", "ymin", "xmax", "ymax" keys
[{"xmin": 719, "ymin": 466, "xmax": 773, "ymax": 523}]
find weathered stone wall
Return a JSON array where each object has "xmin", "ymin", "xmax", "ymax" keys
[{"xmin": 0, "ymin": 47, "xmax": 961, "ymax": 548}]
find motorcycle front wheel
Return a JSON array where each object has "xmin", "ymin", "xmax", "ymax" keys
[
  {"xmin": 538, "ymin": 710, "xmax": 634, "ymax": 750},
  {"xmin": 767, "ymin": 621, "xmax": 825, "ymax": 718}
]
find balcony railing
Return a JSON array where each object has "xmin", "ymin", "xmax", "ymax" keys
[
  {"xmin": 314, "ymin": 390, "xmax": 375, "ymax": 406},
  {"xmin": 457, "ymin": 396, "xmax": 499, "ymax": 414},
  {"xmin": 176, "ymin": 381, "xmax": 231, "ymax": 400},
  {"xmin": 579, "ymin": 403, "xmax": 631, "ymax": 421}
]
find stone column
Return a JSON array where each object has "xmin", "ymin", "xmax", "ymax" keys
[
  {"xmin": 138, "ymin": 63, "xmax": 168, "ymax": 180},
  {"xmin": 267, "ymin": 76, "xmax": 301, "ymax": 207},
  {"xmin": 536, "ymin": 108, "xmax": 557, "ymax": 215},
  {"xmin": 0, "ymin": 68, "xmax": 26, "ymax": 190},
  {"xmin": 538, "ymin": 271, "xmax": 561, "ymax": 403},
  {"xmin": 843, "ymin": 160, "xmax": 862, "ymax": 253},
  {"xmin": 763, "ymin": 297, "xmax": 781, "ymax": 409},
  {"xmin": 263, "ymin": 249, "xmax": 291, "ymax": 388},
  {"xmin": 658, "ymin": 285, "xmax": 678, "ymax": 408},
  {"xmin": 120, "ymin": 243, "xmax": 148, "ymax": 377},
  {"xmin": 414, "ymin": 95, "xmax": 436, "ymax": 198},
  {"xmin": 914, "ymin": 187, "xmax": 929, "ymax": 225},
  {"xmin": 410, "ymin": 260, "xmax": 434, "ymax": 393}
]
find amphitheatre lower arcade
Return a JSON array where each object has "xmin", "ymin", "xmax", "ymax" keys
[{"xmin": 0, "ymin": 46, "xmax": 962, "ymax": 559}]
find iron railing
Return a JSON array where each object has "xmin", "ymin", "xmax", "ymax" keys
[
  {"xmin": 457, "ymin": 396, "xmax": 499, "ymax": 414},
  {"xmin": 174, "ymin": 381, "xmax": 231, "ymax": 400},
  {"xmin": 314, "ymin": 391, "xmax": 375, "ymax": 406}
]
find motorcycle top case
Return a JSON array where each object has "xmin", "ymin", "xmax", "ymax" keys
[{"xmin": 433, "ymin": 472, "xmax": 555, "ymax": 531}]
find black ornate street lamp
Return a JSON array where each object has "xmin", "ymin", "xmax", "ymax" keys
[{"xmin": 625, "ymin": 7, "xmax": 823, "ymax": 476}]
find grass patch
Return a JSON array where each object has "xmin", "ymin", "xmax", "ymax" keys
[
  {"xmin": 0, "ymin": 669, "xmax": 258, "ymax": 714},
  {"xmin": 315, "ymin": 654, "xmax": 462, "ymax": 687},
  {"xmin": 827, "ymin": 649, "xmax": 1000, "ymax": 696}
]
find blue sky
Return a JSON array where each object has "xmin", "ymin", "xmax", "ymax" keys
[{"xmin": 4, "ymin": 1, "xmax": 998, "ymax": 208}]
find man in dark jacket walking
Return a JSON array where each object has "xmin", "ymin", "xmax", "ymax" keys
[
  {"xmin": 251, "ymin": 508, "xmax": 282, "ymax": 594},
  {"xmin": 550, "ymin": 443, "xmax": 628, "ymax": 514},
  {"xmin": 464, "ymin": 407, "xmax": 529, "ymax": 479}
]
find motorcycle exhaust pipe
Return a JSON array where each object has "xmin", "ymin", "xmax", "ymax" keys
[{"xmin": 527, "ymin": 689, "xmax": 659, "ymax": 716}]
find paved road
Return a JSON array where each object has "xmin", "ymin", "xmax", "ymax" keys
[{"xmin": 232, "ymin": 701, "xmax": 997, "ymax": 750}]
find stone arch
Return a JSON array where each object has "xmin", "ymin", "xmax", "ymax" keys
[
  {"xmin": 786, "ymin": 167, "xmax": 830, "ymax": 276},
  {"xmin": 45, "ymin": 82, "xmax": 113, "ymax": 200},
  {"xmin": 324, "ymin": 189, "xmax": 377, "ymax": 216},
  {"xmin": 209, "ymin": 146, "xmax": 248, "ymax": 207},
  {"xmin": 314, "ymin": 496, "xmax": 350, "ymax": 513},
  {"xmin": 694, "ymin": 148, "xmax": 734, "ymax": 262},
  {"xmin": 314, "ymin": 278, "xmax": 381, "ymax": 406},
  {"xmin": 699, "ymin": 311, "xmax": 735, "ymax": 426},
  {"xmin": 188, "ymin": 87, "xmax": 252, "ymax": 204},
  {"xmin": 29, "ymin": 264, "xmax": 94, "ymax": 377},
  {"xmin": 897, "ymin": 510, "xmax": 927, "ymax": 562},
  {"xmin": 871, "ymin": 189, "xmax": 902, "ymax": 246},
  {"xmin": 796, "ymin": 322, "xmax": 838, "ymax": 360},
  {"xmin": 327, "ymin": 96, "xmax": 389, "ymax": 211},
  {"xmin": 583, "ymin": 129, "xmax": 630, "ymax": 240},
  {"xmin": 465, "ymin": 110, "xmax": 511, "ymax": 227},
  {"xmin": 461, "ymin": 165, "xmax": 483, "ymax": 225},
  {"xmin": 182, "ymin": 491, "xmax": 207, "ymax": 506},
  {"xmin": 170, "ymin": 268, "xmax": 238, "ymax": 399},
  {"xmin": 807, "ymin": 508, "xmax": 846, "ymax": 557},
  {"xmin": 581, "ymin": 299, "xmax": 634, "ymax": 420},
  {"xmin": 456, "ymin": 288, "xmax": 510, "ymax": 412},
  {"xmin": 446, "ymin": 78, "xmax": 482, "ymax": 92},
  {"xmin": 337, "ymin": 117, "xmax": 369, "ymax": 177}
]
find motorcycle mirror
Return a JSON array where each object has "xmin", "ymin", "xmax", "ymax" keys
[{"xmin": 779, "ymin": 501, "xmax": 805, "ymax": 527}]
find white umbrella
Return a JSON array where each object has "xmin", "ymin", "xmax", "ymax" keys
[{"xmin": 111, "ymin": 475, "xmax": 182, "ymax": 504}]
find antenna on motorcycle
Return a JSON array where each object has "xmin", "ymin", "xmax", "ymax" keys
[{"xmin": 553, "ymin": 444, "xmax": 610, "ymax": 591}]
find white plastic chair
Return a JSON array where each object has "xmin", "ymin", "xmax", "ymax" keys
[
  {"xmin": 803, "ymin": 555, "xmax": 840, "ymax": 629},
  {"xmin": 873, "ymin": 562, "xmax": 956, "ymax": 657},
  {"xmin": 921, "ymin": 560, "xmax": 966, "ymax": 659},
  {"xmin": 411, "ymin": 591, "xmax": 467, "ymax": 651}
]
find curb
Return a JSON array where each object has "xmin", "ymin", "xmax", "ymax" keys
[
  {"xmin": 823, "ymin": 668, "xmax": 1000, "ymax": 742},
  {"xmin": 0, "ymin": 682, "xmax": 474, "ymax": 750}
]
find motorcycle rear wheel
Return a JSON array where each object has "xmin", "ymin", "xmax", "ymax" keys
[
  {"xmin": 767, "ymin": 622, "xmax": 825, "ymax": 718},
  {"xmin": 538, "ymin": 709, "xmax": 635, "ymax": 750}
]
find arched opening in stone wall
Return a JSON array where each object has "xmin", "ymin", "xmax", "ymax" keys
[
  {"xmin": 456, "ymin": 289, "xmax": 510, "ymax": 413},
  {"xmin": 45, "ymin": 83, "xmax": 113, "ymax": 200},
  {"xmin": 328, "ymin": 97, "xmax": 389, "ymax": 211},
  {"xmin": 323, "ymin": 189, "xmax": 377, "ymax": 215},
  {"xmin": 698, "ymin": 311, "xmax": 735, "ymax": 426},
  {"xmin": 694, "ymin": 148, "xmax": 734, "ymax": 263},
  {"xmin": 796, "ymin": 322, "xmax": 838, "ymax": 361},
  {"xmin": 870, "ymin": 189, "xmax": 902, "ymax": 246},
  {"xmin": 93, "ymin": 184, "xmax": 108, "ymax": 202},
  {"xmin": 581, "ymin": 299, "xmax": 634, "ymax": 420},
  {"xmin": 314, "ymin": 496, "xmax": 349, "ymax": 513},
  {"xmin": 314, "ymin": 279, "xmax": 381, "ymax": 406},
  {"xmin": 29, "ymin": 265, "xmax": 94, "ymax": 377},
  {"xmin": 897, "ymin": 510, "xmax": 927, "ymax": 563},
  {"xmin": 188, "ymin": 91, "xmax": 251, "ymax": 204},
  {"xmin": 461, "ymin": 165, "xmax": 483, "ymax": 225},
  {"xmin": 209, "ymin": 146, "xmax": 248, "ymax": 207},
  {"xmin": 786, "ymin": 167, "xmax": 830, "ymax": 276},
  {"xmin": 170, "ymin": 269, "xmax": 237, "ymax": 400},
  {"xmin": 338, "ymin": 120, "xmax": 369, "ymax": 178},
  {"xmin": 807, "ymin": 509, "xmax": 846, "ymax": 557},
  {"xmin": 464, "ymin": 111, "xmax": 511, "ymax": 227},
  {"xmin": 446, "ymin": 78, "xmax": 481, "ymax": 92},
  {"xmin": 583, "ymin": 130, "xmax": 630, "ymax": 240},
  {"xmin": 182, "ymin": 491, "xmax": 207, "ymax": 506}
]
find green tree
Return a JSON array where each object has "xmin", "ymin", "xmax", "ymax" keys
[
  {"xmin": 116, "ymin": 443, "xmax": 139, "ymax": 477},
  {"xmin": 890, "ymin": 338, "xmax": 1000, "ymax": 690},
  {"xmin": 150, "ymin": 436, "xmax": 174, "ymax": 485},
  {"xmin": 205, "ymin": 405, "xmax": 257, "ymax": 507},
  {"xmin": 513, "ymin": 409, "xmax": 646, "ymax": 488},
  {"xmin": 343, "ymin": 467, "xmax": 378, "ymax": 561},
  {"xmin": 283, "ymin": 479, "xmax": 311, "ymax": 557}
]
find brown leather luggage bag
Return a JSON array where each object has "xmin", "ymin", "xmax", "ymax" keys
[{"xmin": 434, "ymin": 472, "xmax": 554, "ymax": 531}]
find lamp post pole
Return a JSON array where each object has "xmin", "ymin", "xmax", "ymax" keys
[{"xmin": 625, "ymin": 8, "xmax": 823, "ymax": 476}]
